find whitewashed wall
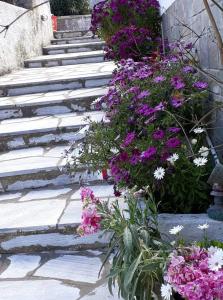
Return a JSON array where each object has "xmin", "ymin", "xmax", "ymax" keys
[{"xmin": 0, "ymin": 0, "xmax": 53, "ymax": 75}]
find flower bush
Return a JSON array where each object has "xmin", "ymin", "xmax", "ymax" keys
[
  {"xmin": 91, "ymin": 0, "xmax": 161, "ymax": 60},
  {"xmin": 77, "ymin": 188, "xmax": 101, "ymax": 236},
  {"xmin": 76, "ymin": 50, "xmax": 211, "ymax": 213},
  {"xmin": 163, "ymin": 246, "xmax": 223, "ymax": 300}
]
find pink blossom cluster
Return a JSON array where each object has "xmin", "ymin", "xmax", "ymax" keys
[
  {"xmin": 165, "ymin": 247, "xmax": 223, "ymax": 300},
  {"xmin": 77, "ymin": 188, "xmax": 101, "ymax": 236}
]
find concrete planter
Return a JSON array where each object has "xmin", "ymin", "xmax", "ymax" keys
[
  {"xmin": 158, "ymin": 213, "xmax": 223, "ymax": 242},
  {"xmin": 57, "ymin": 15, "xmax": 91, "ymax": 32}
]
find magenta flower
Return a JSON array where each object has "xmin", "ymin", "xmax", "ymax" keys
[
  {"xmin": 137, "ymin": 104, "xmax": 156, "ymax": 116},
  {"xmin": 141, "ymin": 146, "xmax": 157, "ymax": 160},
  {"xmin": 183, "ymin": 65, "xmax": 195, "ymax": 73},
  {"xmin": 121, "ymin": 132, "xmax": 136, "ymax": 147},
  {"xmin": 137, "ymin": 90, "xmax": 150, "ymax": 100},
  {"xmin": 168, "ymin": 127, "xmax": 181, "ymax": 133},
  {"xmin": 152, "ymin": 129, "xmax": 165, "ymax": 140},
  {"xmin": 171, "ymin": 96, "xmax": 184, "ymax": 108},
  {"xmin": 153, "ymin": 75, "xmax": 166, "ymax": 83},
  {"xmin": 171, "ymin": 76, "xmax": 185, "ymax": 90},
  {"xmin": 193, "ymin": 81, "xmax": 208, "ymax": 89},
  {"xmin": 166, "ymin": 137, "xmax": 181, "ymax": 148}
]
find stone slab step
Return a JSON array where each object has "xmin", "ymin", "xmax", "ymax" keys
[
  {"xmin": 0, "ymin": 111, "xmax": 105, "ymax": 151},
  {"xmin": 0, "ymin": 61, "xmax": 115, "ymax": 97},
  {"xmin": 0, "ymin": 251, "xmax": 121, "ymax": 300},
  {"xmin": 43, "ymin": 41, "xmax": 105, "ymax": 55},
  {"xmin": 0, "ymin": 184, "xmax": 114, "ymax": 252},
  {"xmin": 24, "ymin": 51, "xmax": 105, "ymax": 68},
  {"xmin": 54, "ymin": 30, "xmax": 92, "ymax": 39},
  {"xmin": 0, "ymin": 87, "xmax": 107, "ymax": 120},
  {"xmin": 0, "ymin": 145, "xmax": 103, "ymax": 192},
  {"xmin": 51, "ymin": 36, "xmax": 101, "ymax": 45}
]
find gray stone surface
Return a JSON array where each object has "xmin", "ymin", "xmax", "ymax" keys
[
  {"xmin": 34, "ymin": 255, "xmax": 102, "ymax": 283},
  {"xmin": 0, "ymin": 280, "xmax": 80, "ymax": 300},
  {"xmin": 158, "ymin": 213, "xmax": 223, "ymax": 242},
  {"xmin": 162, "ymin": 0, "xmax": 223, "ymax": 159},
  {"xmin": 25, "ymin": 50, "xmax": 105, "ymax": 68},
  {"xmin": 0, "ymin": 61, "xmax": 115, "ymax": 97},
  {"xmin": 0, "ymin": 251, "xmax": 121, "ymax": 299}
]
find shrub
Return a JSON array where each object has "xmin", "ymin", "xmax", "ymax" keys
[
  {"xmin": 91, "ymin": 0, "xmax": 161, "ymax": 60},
  {"xmin": 70, "ymin": 47, "xmax": 211, "ymax": 213},
  {"xmin": 50, "ymin": 0, "xmax": 89, "ymax": 16}
]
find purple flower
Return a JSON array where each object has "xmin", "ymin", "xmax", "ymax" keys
[
  {"xmin": 168, "ymin": 127, "xmax": 181, "ymax": 133},
  {"xmin": 171, "ymin": 76, "xmax": 185, "ymax": 90},
  {"xmin": 130, "ymin": 150, "xmax": 141, "ymax": 165},
  {"xmin": 183, "ymin": 66, "xmax": 195, "ymax": 74},
  {"xmin": 127, "ymin": 86, "xmax": 140, "ymax": 95},
  {"xmin": 137, "ymin": 90, "xmax": 150, "ymax": 100},
  {"xmin": 152, "ymin": 129, "xmax": 165, "ymax": 140},
  {"xmin": 141, "ymin": 146, "xmax": 157, "ymax": 160},
  {"xmin": 119, "ymin": 152, "xmax": 129, "ymax": 162},
  {"xmin": 154, "ymin": 102, "xmax": 165, "ymax": 111},
  {"xmin": 166, "ymin": 137, "xmax": 181, "ymax": 148},
  {"xmin": 193, "ymin": 81, "xmax": 208, "ymax": 89},
  {"xmin": 171, "ymin": 96, "xmax": 184, "ymax": 108},
  {"xmin": 121, "ymin": 132, "xmax": 136, "ymax": 147},
  {"xmin": 137, "ymin": 104, "xmax": 156, "ymax": 116},
  {"xmin": 153, "ymin": 75, "xmax": 166, "ymax": 83}
]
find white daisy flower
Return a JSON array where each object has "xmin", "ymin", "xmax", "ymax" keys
[
  {"xmin": 193, "ymin": 157, "xmax": 208, "ymax": 167},
  {"xmin": 167, "ymin": 153, "xmax": 179, "ymax": 164},
  {"xmin": 208, "ymin": 249, "xmax": 223, "ymax": 271},
  {"xmin": 169, "ymin": 225, "xmax": 184, "ymax": 235},
  {"xmin": 198, "ymin": 146, "xmax": 209, "ymax": 157},
  {"xmin": 191, "ymin": 139, "xmax": 198, "ymax": 145},
  {"xmin": 193, "ymin": 127, "xmax": 205, "ymax": 134},
  {"xmin": 208, "ymin": 246, "xmax": 220, "ymax": 256},
  {"xmin": 154, "ymin": 167, "xmax": 165, "ymax": 180},
  {"xmin": 161, "ymin": 284, "xmax": 172, "ymax": 300},
  {"xmin": 198, "ymin": 223, "xmax": 209, "ymax": 230}
]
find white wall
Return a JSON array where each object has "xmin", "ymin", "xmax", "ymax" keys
[
  {"xmin": 159, "ymin": 0, "xmax": 175, "ymax": 13},
  {"xmin": 0, "ymin": 0, "xmax": 53, "ymax": 75}
]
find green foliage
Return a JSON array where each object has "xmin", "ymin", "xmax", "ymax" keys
[
  {"xmin": 97, "ymin": 191, "xmax": 170, "ymax": 300},
  {"xmin": 50, "ymin": 0, "xmax": 89, "ymax": 16}
]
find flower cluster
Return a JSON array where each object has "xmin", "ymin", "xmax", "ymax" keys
[
  {"xmin": 93, "ymin": 54, "xmax": 210, "ymax": 212},
  {"xmin": 162, "ymin": 246, "xmax": 223, "ymax": 300},
  {"xmin": 91, "ymin": 0, "xmax": 160, "ymax": 59},
  {"xmin": 104, "ymin": 26, "xmax": 158, "ymax": 60},
  {"xmin": 77, "ymin": 188, "xmax": 101, "ymax": 236}
]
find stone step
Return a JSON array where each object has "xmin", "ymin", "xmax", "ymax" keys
[
  {"xmin": 0, "ymin": 250, "xmax": 121, "ymax": 300},
  {"xmin": 0, "ymin": 111, "xmax": 105, "ymax": 151},
  {"xmin": 0, "ymin": 87, "xmax": 107, "ymax": 120},
  {"xmin": 54, "ymin": 30, "xmax": 92, "ymax": 39},
  {"xmin": 43, "ymin": 41, "xmax": 105, "ymax": 55},
  {"xmin": 0, "ymin": 61, "xmax": 115, "ymax": 97},
  {"xmin": 0, "ymin": 144, "xmax": 103, "ymax": 192},
  {"xmin": 24, "ymin": 51, "xmax": 105, "ymax": 68},
  {"xmin": 0, "ymin": 184, "xmax": 114, "ymax": 252},
  {"xmin": 51, "ymin": 36, "xmax": 101, "ymax": 45}
]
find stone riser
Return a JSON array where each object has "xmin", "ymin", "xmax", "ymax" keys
[
  {"xmin": 0, "ymin": 96, "xmax": 99, "ymax": 121},
  {"xmin": 51, "ymin": 37, "xmax": 101, "ymax": 45},
  {"xmin": 0, "ymin": 127, "xmax": 86, "ymax": 152},
  {"xmin": 0, "ymin": 76, "xmax": 111, "ymax": 97},
  {"xmin": 54, "ymin": 31, "xmax": 92, "ymax": 39},
  {"xmin": 0, "ymin": 231, "xmax": 110, "ymax": 254},
  {"xmin": 25, "ymin": 55, "xmax": 104, "ymax": 69},
  {"xmin": 43, "ymin": 43, "xmax": 104, "ymax": 55},
  {"xmin": 0, "ymin": 169, "xmax": 102, "ymax": 192}
]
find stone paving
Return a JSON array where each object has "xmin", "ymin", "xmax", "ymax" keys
[
  {"xmin": 0, "ymin": 23, "xmax": 119, "ymax": 299},
  {"xmin": 0, "ymin": 250, "xmax": 121, "ymax": 299}
]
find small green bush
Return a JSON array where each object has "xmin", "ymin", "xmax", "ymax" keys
[{"xmin": 50, "ymin": 0, "xmax": 89, "ymax": 16}]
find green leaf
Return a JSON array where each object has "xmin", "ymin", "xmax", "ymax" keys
[{"xmin": 124, "ymin": 252, "xmax": 143, "ymax": 291}]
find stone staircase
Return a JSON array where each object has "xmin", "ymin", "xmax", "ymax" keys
[{"xmin": 0, "ymin": 23, "xmax": 122, "ymax": 299}]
